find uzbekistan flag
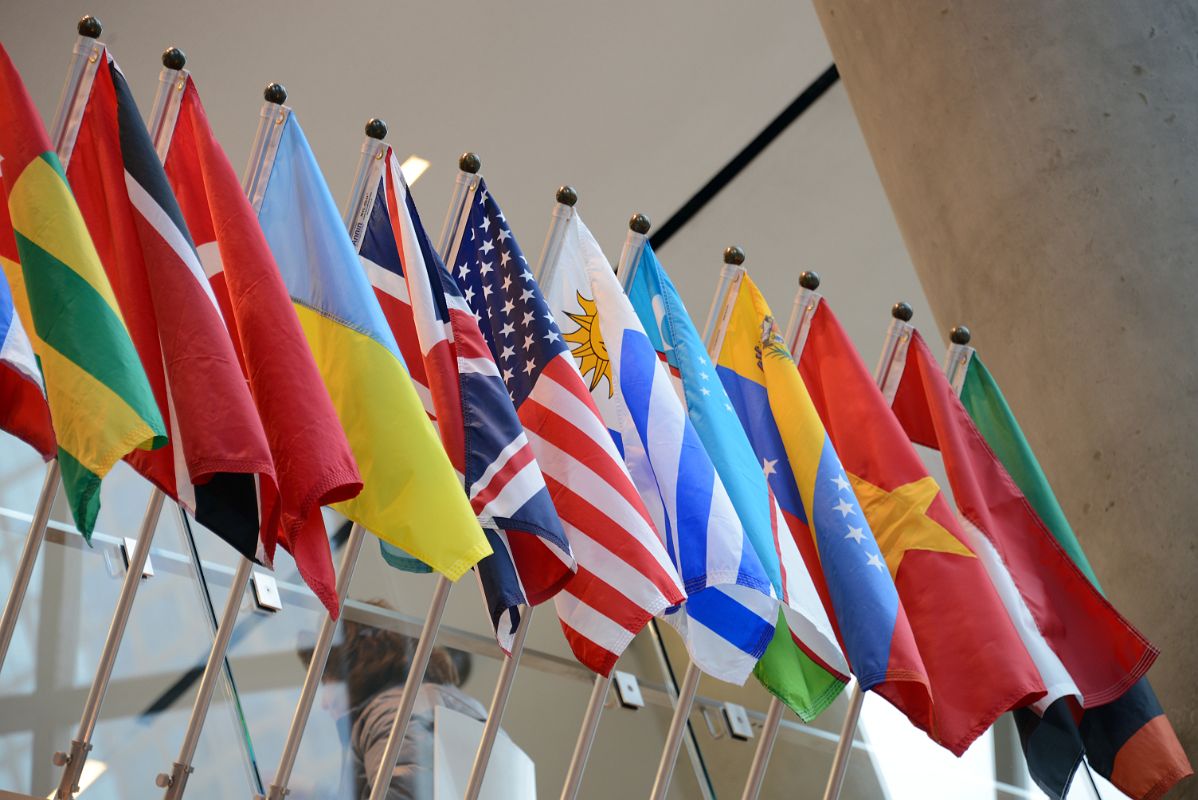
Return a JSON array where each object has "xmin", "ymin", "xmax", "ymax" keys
[
  {"xmin": 60, "ymin": 45, "xmax": 276, "ymax": 561},
  {"xmin": 543, "ymin": 212, "xmax": 772, "ymax": 685},
  {"xmin": 157, "ymin": 70, "xmax": 363, "ymax": 615},
  {"xmin": 715, "ymin": 272, "xmax": 931, "ymax": 703},
  {"xmin": 625, "ymin": 243, "xmax": 846, "ymax": 720},
  {"xmin": 888, "ymin": 327, "xmax": 1156, "ymax": 712},
  {"xmin": 954, "ymin": 345, "xmax": 1190, "ymax": 798},
  {"xmin": 0, "ymin": 44, "xmax": 164, "ymax": 536},
  {"xmin": 795, "ymin": 295, "xmax": 1044, "ymax": 753},
  {"xmin": 250, "ymin": 105, "xmax": 489, "ymax": 579}
]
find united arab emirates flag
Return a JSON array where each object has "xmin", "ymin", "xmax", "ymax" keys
[{"xmin": 955, "ymin": 348, "xmax": 1192, "ymax": 800}]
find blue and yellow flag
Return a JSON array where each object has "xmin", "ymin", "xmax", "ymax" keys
[
  {"xmin": 716, "ymin": 272, "xmax": 930, "ymax": 700},
  {"xmin": 625, "ymin": 244, "xmax": 846, "ymax": 719},
  {"xmin": 253, "ymin": 110, "xmax": 488, "ymax": 579}
]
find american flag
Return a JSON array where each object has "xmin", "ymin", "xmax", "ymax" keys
[
  {"xmin": 449, "ymin": 179, "xmax": 685, "ymax": 675},
  {"xmin": 354, "ymin": 147, "xmax": 571, "ymax": 650}
]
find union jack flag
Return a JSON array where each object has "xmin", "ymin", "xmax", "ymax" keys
[
  {"xmin": 449, "ymin": 178, "xmax": 685, "ymax": 675},
  {"xmin": 354, "ymin": 146, "xmax": 570, "ymax": 650}
]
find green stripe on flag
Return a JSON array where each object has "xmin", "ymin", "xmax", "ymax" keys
[
  {"xmin": 754, "ymin": 610, "xmax": 845, "ymax": 721},
  {"xmin": 959, "ymin": 354, "xmax": 1102, "ymax": 590},
  {"xmin": 13, "ymin": 230, "xmax": 162, "ymax": 431},
  {"xmin": 57, "ymin": 446, "xmax": 102, "ymax": 539}
]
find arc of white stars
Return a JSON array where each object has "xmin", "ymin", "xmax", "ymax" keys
[
  {"xmin": 832, "ymin": 473, "xmax": 851, "ymax": 492},
  {"xmin": 866, "ymin": 553, "xmax": 885, "ymax": 571},
  {"xmin": 845, "ymin": 526, "xmax": 865, "ymax": 544},
  {"xmin": 833, "ymin": 498, "xmax": 855, "ymax": 517}
]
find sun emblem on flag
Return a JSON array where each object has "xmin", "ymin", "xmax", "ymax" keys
[{"xmin": 563, "ymin": 292, "xmax": 613, "ymax": 397}]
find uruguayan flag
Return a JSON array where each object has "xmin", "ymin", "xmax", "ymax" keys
[{"xmin": 541, "ymin": 212, "xmax": 775, "ymax": 684}]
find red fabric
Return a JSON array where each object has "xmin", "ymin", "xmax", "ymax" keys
[
  {"xmin": 798, "ymin": 303, "xmax": 1044, "ymax": 753},
  {"xmin": 0, "ymin": 360, "xmax": 54, "ymax": 460},
  {"xmin": 890, "ymin": 328, "xmax": 1157, "ymax": 708},
  {"xmin": 65, "ymin": 56, "xmax": 276, "ymax": 557},
  {"xmin": 162, "ymin": 77, "xmax": 362, "ymax": 616}
]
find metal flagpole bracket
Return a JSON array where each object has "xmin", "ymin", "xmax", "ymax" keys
[
  {"xmin": 613, "ymin": 670, "xmax": 644, "ymax": 709},
  {"xmin": 532, "ymin": 186, "xmax": 577, "ymax": 285},
  {"xmin": 436, "ymin": 152, "xmax": 481, "ymax": 259},
  {"xmin": 54, "ymin": 489, "xmax": 166, "ymax": 799},
  {"xmin": 784, "ymin": 271, "xmax": 823, "ymax": 358},
  {"xmin": 0, "ymin": 459, "xmax": 61, "ymax": 674},
  {"xmin": 944, "ymin": 325, "xmax": 975, "ymax": 396},
  {"xmin": 51, "ymin": 17, "xmax": 105, "ymax": 169},
  {"xmin": 460, "ymin": 605, "xmax": 535, "ymax": 800},
  {"xmin": 615, "ymin": 213, "xmax": 650, "ymax": 288},
  {"xmin": 366, "ymin": 576, "xmax": 456, "ymax": 800}
]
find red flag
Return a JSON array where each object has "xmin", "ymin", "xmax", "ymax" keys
[
  {"xmin": 797, "ymin": 301, "xmax": 1043, "ymax": 753},
  {"xmin": 63, "ymin": 50, "xmax": 276, "ymax": 562},
  {"xmin": 159, "ymin": 74, "xmax": 363, "ymax": 615},
  {"xmin": 889, "ymin": 327, "xmax": 1156, "ymax": 709}
]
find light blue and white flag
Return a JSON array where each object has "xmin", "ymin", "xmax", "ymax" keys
[
  {"xmin": 541, "ymin": 211, "xmax": 774, "ymax": 684},
  {"xmin": 624, "ymin": 243, "xmax": 847, "ymax": 686}
]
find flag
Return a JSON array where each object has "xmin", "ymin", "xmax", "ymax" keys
[
  {"xmin": 158, "ymin": 72, "xmax": 363, "ymax": 615},
  {"xmin": 542, "ymin": 211, "xmax": 772, "ymax": 685},
  {"xmin": 957, "ymin": 348, "xmax": 1190, "ymax": 798},
  {"xmin": 888, "ymin": 327, "xmax": 1156, "ymax": 715},
  {"xmin": 0, "ymin": 44, "xmax": 163, "ymax": 536},
  {"xmin": 59, "ymin": 45, "xmax": 274, "ymax": 560},
  {"xmin": 250, "ymin": 105, "xmax": 488, "ymax": 580},
  {"xmin": 625, "ymin": 243, "xmax": 846, "ymax": 720},
  {"xmin": 446, "ymin": 180, "xmax": 685, "ymax": 674},
  {"xmin": 0, "ymin": 260, "xmax": 53, "ymax": 460},
  {"xmin": 354, "ymin": 145, "xmax": 570, "ymax": 654},
  {"xmin": 793, "ymin": 297, "xmax": 1044, "ymax": 753},
  {"xmin": 714, "ymin": 272, "xmax": 932, "ymax": 705}
]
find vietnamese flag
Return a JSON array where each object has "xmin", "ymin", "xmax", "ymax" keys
[
  {"xmin": 157, "ymin": 70, "xmax": 362, "ymax": 616},
  {"xmin": 888, "ymin": 326, "xmax": 1156, "ymax": 716},
  {"xmin": 795, "ymin": 298, "xmax": 1044, "ymax": 754}
]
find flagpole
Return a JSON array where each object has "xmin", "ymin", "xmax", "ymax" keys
[
  {"xmin": 820, "ymin": 300, "xmax": 918, "ymax": 800},
  {"xmin": 532, "ymin": 186, "xmax": 576, "ymax": 284},
  {"xmin": 820, "ymin": 684, "xmax": 865, "ymax": 800},
  {"xmin": 361, "ymin": 130, "xmax": 481, "ymax": 800},
  {"xmin": 615, "ymin": 213, "xmax": 651, "ymax": 287},
  {"xmin": 49, "ymin": 17, "xmax": 105, "ymax": 167},
  {"xmin": 0, "ymin": 459, "xmax": 60, "ymax": 674},
  {"xmin": 558, "ymin": 673, "xmax": 612, "ymax": 800},
  {"xmin": 436, "ymin": 152, "xmax": 482, "ymax": 259},
  {"xmin": 364, "ymin": 576, "xmax": 456, "ymax": 800},
  {"xmin": 556, "ymin": 210, "xmax": 652, "ymax": 800},
  {"xmin": 649, "ymin": 661, "xmax": 702, "ymax": 800},
  {"xmin": 942, "ymin": 325, "xmax": 974, "ymax": 394},
  {"xmin": 784, "ymin": 272, "xmax": 824, "ymax": 357},
  {"xmin": 740, "ymin": 696, "xmax": 785, "ymax": 800},
  {"xmin": 157, "ymin": 558, "xmax": 252, "ymax": 798},
  {"xmin": 459, "ymin": 606, "xmax": 535, "ymax": 800},
  {"xmin": 261, "ymin": 523, "xmax": 366, "ymax": 800},
  {"xmin": 696, "ymin": 255, "xmax": 787, "ymax": 800},
  {"xmin": 53, "ymin": 488, "xmax": 166, "ymax": 798}
]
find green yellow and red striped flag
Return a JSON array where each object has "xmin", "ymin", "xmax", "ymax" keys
[{"xmin": 0, "ymin": 44, "xmax": 165, "ymax": 536}]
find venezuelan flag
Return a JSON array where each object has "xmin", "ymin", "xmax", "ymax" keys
[
  {"xmin": 715, "ymin": 271, "xmax": 930, "ymax": 699},
  {"xmin": 252, "ymin": 109, "xmax": 489, "ymax": 579},
  {"xmin": 0, "ymin": 45, "xmax": 165, "ymax": 536}
]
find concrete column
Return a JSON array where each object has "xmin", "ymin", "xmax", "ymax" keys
[{"xmin": 810, "ymin": 0, "xmax": 1198, "ymax": 782}]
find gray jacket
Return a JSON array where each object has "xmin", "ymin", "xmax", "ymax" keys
[{"xmin": 350, "ymin": 683, "xmax": 488, "ymax": 800}]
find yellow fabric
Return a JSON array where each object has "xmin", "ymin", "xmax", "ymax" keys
[
  {"xmin": 293, "ymin": 303, "xmax": 489, "ymax": 579},
  {"xmin": 848, "ymin": 475, "xmax": 974, "ymax": 579}
]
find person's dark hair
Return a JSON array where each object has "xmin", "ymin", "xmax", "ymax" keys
[{"xmin": 300, "ymin": 598, "xmax": 459, "ymax": 714}]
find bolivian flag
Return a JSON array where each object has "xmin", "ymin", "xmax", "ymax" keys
[
  {"xmin": 249, "ymin": 104, "xmax": 489, "ymax": 579},
  {"xmin": 0, "ymin": 45, "xmax": 164, "ymax": 536}
]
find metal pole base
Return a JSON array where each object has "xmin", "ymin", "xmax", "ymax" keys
[
  {"xmin": 650, "ymin": 662, "xmax": 702, "ymax": 800},
  {"xmin": 51, "ymin": 738, "xmax": 92, "ymax": 798},
  {"xmin": 156, "ymin": 762, "xmax": 194, "ymax": 798}
]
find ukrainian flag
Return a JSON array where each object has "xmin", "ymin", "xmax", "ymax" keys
[
  {"xmin": 253, "ymin": 111, "xmax": 489, "ymax": 579},
  {"xmin": 0, "ymin": 45, "xmax": 165, "ymax": 536}
]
